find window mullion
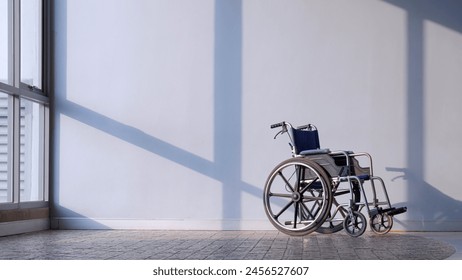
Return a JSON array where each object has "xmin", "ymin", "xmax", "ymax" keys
[
  {"xmin": 42, "ymin": 0, "xmax": 49, "ymax": 94},
  {"xmin": 42, "ymin": 105, "xmax": 48, "ymax": 201},
  {"xmin": 5, "ymin": 95, "xmax": 13, "ymax": 203},
  {"xmin": 13, "ymin": 0, "xmax": 20, "ymax": 89},
  {"xmin": 11, "ymin": 96, "xmax": 20, "ymax": 203},
  {"xmin": 6, "ymin": 0, "xmax": 14, "ymax": 86},
  {"xmin": 11, "ymin": 0, "xmax": 20, "ymax": 204}
]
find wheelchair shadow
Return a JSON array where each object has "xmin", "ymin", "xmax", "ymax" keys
[{"xmin": 387, "ymin": 167, "xmax": 462, "ymax": 230}]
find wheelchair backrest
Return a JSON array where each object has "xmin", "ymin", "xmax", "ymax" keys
[{"xmin": 292, "ymin": 125, "xmax": 320, "ymax": 154}]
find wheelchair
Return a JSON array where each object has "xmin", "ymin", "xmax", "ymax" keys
[{"xmin": 263, "ymin": 121, "xmax": 407, "ymax": 237}]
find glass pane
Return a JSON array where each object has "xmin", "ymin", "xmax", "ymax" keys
[
  {"xmin": 20, "ymin": 98, "xmax": 44, "ymax": 202},
  {"xmin": 0, "ymin": 0, "xmax": 12, "ymax": 85},
  {"xmin": 0, "ymin": 92, "xmax": 10, "ymax": 203},
  {"xmin": 20, "ymin": 0, "xmax": 42, "ymax": 89}
]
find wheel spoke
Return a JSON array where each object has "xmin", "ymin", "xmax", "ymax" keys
[
  {"xmin": 293, "ymin": 202, "xmax": 299, "ymax": 228},
  {"xmin": 296, "ymin": 166, "xmax": 306, "ymax": 192},
  {"xmin": 299, "ymin": 201, "xmax": 314, "ymax": 219},
  {"xmin": 302, "ymin": 196, "xmax": 324, "ymax": 202},
  {"xmin": 278, "ymin": 171, "xmax": 295, "ymax": 193},
  {"xmin": 306, "ymin": 190, "xmax": 324, "ymax": 219},
  {"xmin": 299, "ymin": 204, "xmax": 310, "ymax": 221},
  {"xmin": 269, "ymin": 192, "xmax": 292, "ymax": 199},
  {"xmin": 338, "ymin": 206, "xmax": 347, "ymax": 218},
  {"xmin": 309, "ymin": 200, "xmax": 322, "ymax": 218},
  {"xmin": 300, "ymin": 177, "xmax": 319, "ymax": 194},
  {"xmin": 304, "ymin": 189, "xmax": 324, "ymax": 205},
  {"xmin": 274, "ymin": 200, "xmax": 294, "ymax": 219},
  {"xmin": 348, "ymin": 223, "xmax": 356, "ymax": 233}
]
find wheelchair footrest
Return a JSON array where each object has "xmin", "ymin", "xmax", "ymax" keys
[
  {"xmin": 334, "ymin": 190, "xmax": 350, "ymax": 196},
  {"xmin": 387, "ymin": 207, "xmax": 407, "ymax": 216},
  {"xmin": 377, "ymin": 207, "xmax": 407, "ymax": 216}
]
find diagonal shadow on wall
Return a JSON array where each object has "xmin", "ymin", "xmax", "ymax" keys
[{"xmin": 51, "ymin": 0, "xmax": 264, "ymax": 229}]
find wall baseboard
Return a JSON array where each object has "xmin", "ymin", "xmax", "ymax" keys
[
  {"xmin": 0, "ymin": 218, "xmax": 50, "ymax": 237},
  {"xmin": 1, "ymin": 217, "xmax": 460, "ymax": 233},
  {"xmin": 51, "ymin": 218, "xmax": 276, "ymax": 231},
  {"xmin": 51, "ymin": 217, "xmax": 462, "ymax": 232}
]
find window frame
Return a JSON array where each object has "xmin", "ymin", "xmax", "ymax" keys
[{"xmin": 0, "ymin": 0, "xmax": 50, "ymax": 211}]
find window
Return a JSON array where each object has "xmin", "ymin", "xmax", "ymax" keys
[
  {"xmin": 0, "ymin": 0, "xmax": 12, "ymax": 85},
  {"xmin": 0, "ymin": 93, "xmax": 10, "ymax": 203},
  {"xmin": 0, "ymin": 0, "xmax": 49, "ymax": 224},
  {"xmin": 20, "ymin": 98, "xmax": 46, "ymax": 202},
  {"xmin": 20, "ymin": 0, "xmax": 42, "ymax": 89}
]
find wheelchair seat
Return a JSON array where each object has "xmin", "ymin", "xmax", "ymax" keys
[{"xmin": 292, "ymin": 125, "xmax": 370, "ymax": 179}]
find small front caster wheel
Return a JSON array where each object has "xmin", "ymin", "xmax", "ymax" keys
[
  {"xmin": 343, "ymin": 211, "xmax": 367, "ymax": 237},
  {"xmin": 370, "ymin": 213, "xmax": 393, "ymax": 235}
]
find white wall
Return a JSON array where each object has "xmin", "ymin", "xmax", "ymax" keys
[{"xmin": 52, "ymin": 0, "xmax": 462, "ymax": 231}]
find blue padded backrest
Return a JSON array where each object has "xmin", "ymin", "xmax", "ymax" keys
[{"xmin": 292, "ymin": 128, "xmax": 320, "ymax": 154}]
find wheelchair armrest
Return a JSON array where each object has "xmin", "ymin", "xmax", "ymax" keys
[
  {"xmin": 349, "ymin": 152, "xmax": 374, "ymax": 176},
  {"xmin": 329, "ymin": 150, "xmax": 373, "ymax": 177},
  {"xmin": 299, "ymin": 148, "xmax": 331, "ymax": 155}
]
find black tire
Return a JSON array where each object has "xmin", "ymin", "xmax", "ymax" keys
[
  {"xmin": 370, "ymin": 213, "xmax": 393, "ymax": 234},
  {"xmin": 263, "ymin": 158, "xmax": 332, "ymax": 236},
  {"xmin": 343, "ymin": 211, "xmax": 367, "ymax": 237}
]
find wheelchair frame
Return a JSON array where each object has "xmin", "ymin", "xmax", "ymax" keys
[{"xmin": 263, "ymin": 121, "xmax": 407, "ymax": 237}]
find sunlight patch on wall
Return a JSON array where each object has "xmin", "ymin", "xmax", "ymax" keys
[
  {"xmin": 65, "ymin": 0, "xmax": 215, "ymax": 162},
  {"xmin": 424, "ymin": 20, "xmax": 462, "ymax": 200}
]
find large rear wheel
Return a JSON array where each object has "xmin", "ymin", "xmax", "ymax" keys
[{"xmin": 263, "ymin": 158, "xmax": 332, "ymax": 236}]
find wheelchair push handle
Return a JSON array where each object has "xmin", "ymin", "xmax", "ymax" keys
[
  {"xmin": 270, "ymin": 122, "xmax": 285, "ymax": 129},
  {"xmin": 270, "ymin": 121, "xmax": 294, "ymax": 143},
  {"xmin": 270, "ymin": 121, "xmax": 287, "ymax": 140},
  {"xmin": 270, "ymin": 121, "xmax": 294, "ymax": 130},
  {"xmin": 296, "ymin": 124, "xmax": 317, "ymax": 131}
]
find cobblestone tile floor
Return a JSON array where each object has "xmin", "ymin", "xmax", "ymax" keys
[{"xmin": 0, "ymin": 230, "xmax": 456, "ymax": 260}]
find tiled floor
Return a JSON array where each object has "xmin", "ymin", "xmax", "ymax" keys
[
  {"xmin": 0, "ymin": 230, "xmax": 458, "ymax": 260},
  {"xmin": 409, "ymin": 231, "xmax": 462, "ymax": 260}
]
